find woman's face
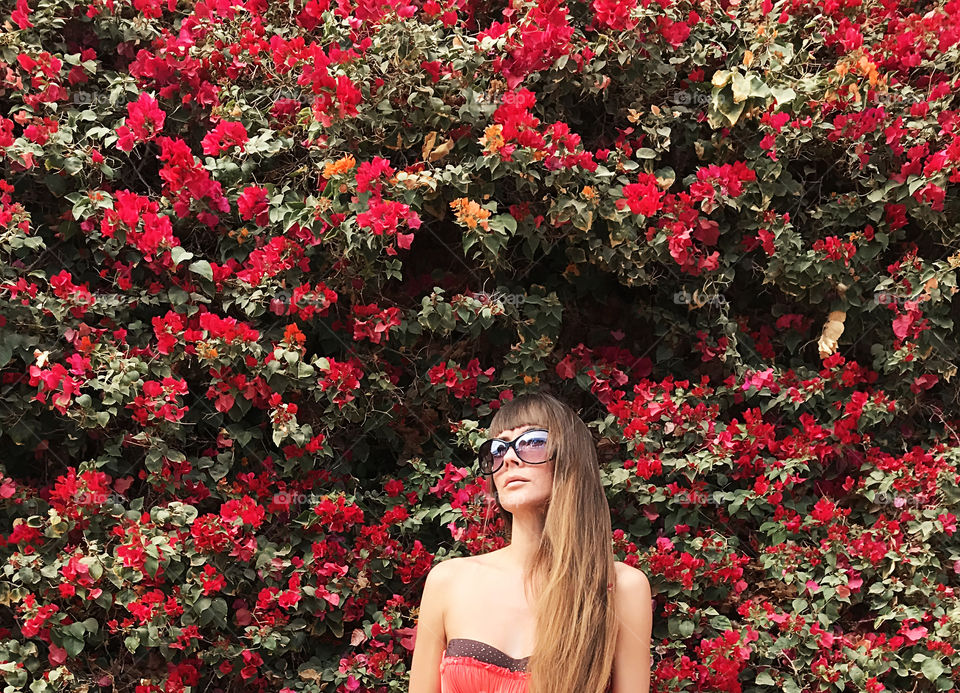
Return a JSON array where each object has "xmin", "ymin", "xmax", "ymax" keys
[{"xmin": 491, "ymin": 425, "xmax": 554, "ymax": 511}]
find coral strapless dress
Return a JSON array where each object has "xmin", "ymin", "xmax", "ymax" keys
[
  {"xmin": 439, "ymin": 638, "xmax": 615, "ymax": 693},
  {"xmin": 440, "ymin": 638, "xmax": 531, "ymax": 693}
]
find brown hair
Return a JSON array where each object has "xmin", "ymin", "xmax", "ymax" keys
[{"xmin": 479, "ymin": 390, "xmax": 617, "ymax": 693}]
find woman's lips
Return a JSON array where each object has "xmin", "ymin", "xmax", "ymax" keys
[{"xmin": 505, "ymin": 479, "xmax": 528, "ymax": 488}]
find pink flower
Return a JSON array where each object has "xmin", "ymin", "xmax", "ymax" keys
[
  {"xmin": 810, "ymin": 497, "xmax": 837, "ymax": 524},
  {"xmin": 115, "ymin": 92, "xmax": 166, "ymax": 152},
  {"xmin": 620, "ymin": 173, "xmax": 664, "ymax": 217},
  {"xmin": 201, "ymin": 121, "xmax": 249, "ymax": 156},
  {"xmin": 237, "ymin": 186, "xmax": 270, "ymax": 226},
  {"xmin": 592, "ymin": 0, "xmax": 637, "ymax": 30},
  {"xmin": 901, "ymin": 626, "xmax": 928, "ymax": 643},
  {"xmin": 11, "ymin": 0, "xmax": 33, "ymax": 28}
]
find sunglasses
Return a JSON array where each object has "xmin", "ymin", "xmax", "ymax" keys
[{"xmin": 478, "ymin": 428, "xmax": 550, "ymax": 475}]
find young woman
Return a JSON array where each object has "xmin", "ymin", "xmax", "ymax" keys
[{"xmin": 408, "ymin": 391, "xmax": 653, "ymax": 693}]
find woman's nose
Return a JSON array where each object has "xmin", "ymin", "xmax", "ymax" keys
[{"xmin": 502, "ymin": 446, "xmax": 522, "ymax": 466}]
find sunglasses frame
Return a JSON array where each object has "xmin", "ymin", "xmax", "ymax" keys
[{"xmin": 478, "ymin": 428, "xmax": 550, "ymax": 476}]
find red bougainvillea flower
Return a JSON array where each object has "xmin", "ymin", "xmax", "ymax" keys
[
  {"xmin": 355, "ymin": 156, "xmax": 395, "ymax": 194},
  {"xmin": 201, "ymin": 120, "xmax": 249, "ymax": 156},
  {"xmin": 101, "ymin": 190, "xmax": 181, "ymax": 262},
  {"xmin": 115, "ymin": 92, "xmax": 166, "ymax": 152},
  {"xmin": 127, "ymin": 377, "xmax": 190, "ymax": 424},
  {"xmin": 156, "ymin": 136, "xmax": 232, "ymax": 227},
  {"xmin": 47, "ymin": 270, "xmax": 95, "ymax": 317},
  {"xmin": 348, "ymin": 304, "xmax": 403, "ymax": 344},
  {"xmin": 356, "ymin": 197, "xmax": 421, "ymax": 254},
  {"xmin": 619, "ymin": 172, "xmax": 665, "ymax": 216},
  {"xmin": 688, "ymin": 161, "xmax": 757, "ymax": 213},
  {"xmin": 428, "ymin": 358, "xmax": 495, "ymax": 400},
  {"xmin": 237, "ymin": 185, "xmax": 270, "ymax": 226},
  {"xmin": 151, "ymin": 310, "xmax": 185, "ymax": 355},
  {"xmin": 591, "ymin": 0, "xmax": 638, "ymax": 31},
  {"xmin": 482, "ymin": 0, "xmax": 575, "ymax": 90},
  {"xmin": 235, "ymin": 236, "xmax": 307, "ymax": 287},
  {"xmin": 11, "ymin": 0, "xmax": 33, "ymax": 28},
  {"xmin": 132, "ymin": 0, "xmax": 177, "ymax": 19},
  {"xmin": 316, "ymin": 357, "xmax": 364, "ymax": 407}
]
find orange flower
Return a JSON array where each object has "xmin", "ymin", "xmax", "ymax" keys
[
  {"xmin": 581, "ymin": 186, "xmax": 598, "ymax": 202},
  {"xmin": 323, "ymin": 154, "xmax": 356, "ymax": 178},
  {"xmin": 229, "ymin": 227, "xmax": 251, "ymax": 244},
  {"xmin": 857, "ymin": 55, "xmax": 878, "ymax": 88},
  {"xmin": 283, "ymin": 323, "xmax": 306, "ymax": 347},
  {"xmin": 479, "ymin": 124, "xmax": 505, "ymax": 154},
  {"xmin": 450, "ymin": 198, "xmax": 491, "ymax": 230},
  {"xmin": 198, "ymin": 342, "xmax": 219, "ymax": 359}
]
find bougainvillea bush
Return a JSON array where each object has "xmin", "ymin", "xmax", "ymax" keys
[{"xmin": 1, "ymin": 0, "xmax": 960, "ymax": 690}]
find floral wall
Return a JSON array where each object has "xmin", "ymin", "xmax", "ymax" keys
[{"xmin": 0, "ymin": 0, "xmax": 959, "ymax": 691}]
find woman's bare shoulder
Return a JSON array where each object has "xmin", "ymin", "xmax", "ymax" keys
[
  {"xmin": 431, "ymin": 550, "xmax": 518, "ymax": 590},
  {"xmin": 429, "ymin": 554, "xmax": 477, "ymax": 581},
  {"xmin": 614, "ymin": 561, "xmax": 651, "ymax": 589},
  {"xmin": 431, "ymin": 555, "xmax": 464, "ymax": 576}
]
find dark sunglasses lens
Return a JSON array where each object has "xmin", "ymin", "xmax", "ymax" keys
[
  {"xmin": 479, "ymin": 441, "xmax": 498, "ymax": 473},
  {"xmin": 479, "ymin": 430, "xmax": 549, "ymax": 473},
  {"xmin": 489, "ymin": 440, "xmax": 507, "ymax": 457},
  {"xmin": 516, "ymin": 431, "xmax": 548, "ymax": 460}
]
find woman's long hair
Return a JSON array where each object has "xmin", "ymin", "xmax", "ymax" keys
[{"xmin": 479, "ymin": 390, "xmax": 617, "ymax": 693}]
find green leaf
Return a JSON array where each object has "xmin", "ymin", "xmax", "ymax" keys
[
  {"xmin": 498, "ymin": 213, "xmax": 517, "ymax": 233},
  {"xmin": 755, "ymin": 671, "xmax": 776, "ymax": 685},
  {"xmin": 171, "ymin": 246, "xmax": 194, "ymax": 267},
  {"xmin": 921, "ymin": 657, "xmax": 945, "ymax": 682},
  {"xmin": 748, "ymin": 74, "xmax": 772, "ymax": 99},
  {"xmin": 65, "ymin": 622, "xmax": 86, "ymax": 639},
  {"xmin": 731, "ymin": 71, "xmax": 751, "ymax": 103},
  {"xmin": 711, "ymin": 69, "xmax": 732, "ymax": 88},
  {"xmin": 713, "ymin": 87, "xmax": 746, "ymax": 126},
  {"xmin": 188, "ymin": 260, "xmax": 213, "ymax": 281},
  {"xmin": 654, "ymin": 166, "xmax": 676, "ymax": 188},
  {"xmin": 63, "ymin": 636, "xmax": 84, "ymax": 658},
  {"xmin": 63, "ymin": 157, "xmax": 84, "ymax": 175},
  {"xmin": 0, "ymin": 341, "xmax": 12, "ymax": 368},
  {"xmin": 770, "ymin": 86, "xmax": 796, "ymax": 106}
]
